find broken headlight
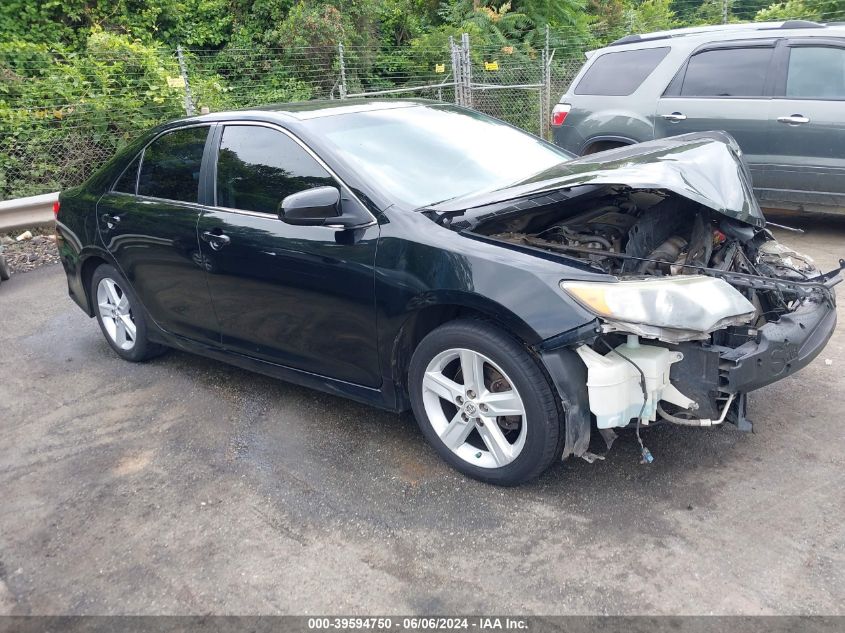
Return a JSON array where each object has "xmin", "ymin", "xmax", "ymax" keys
[{"xmin": 560, "ymin": 275, "xmax": 756, "ymax": 332}]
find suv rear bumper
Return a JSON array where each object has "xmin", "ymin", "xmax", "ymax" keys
[{"xmin": 551, "ymin": 124, "xmax": 585, "ymax": 155}]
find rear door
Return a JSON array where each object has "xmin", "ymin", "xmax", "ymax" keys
[
  {"xmin": 197, "ymin": 123, "xmax": 381, "ymax": 387},
  {"xmin": 764, "ymin": 38, "xmax": 845, "ymax": 208},
  {"xmin": 96, "ymin": 125, "xmax": 219, "ymax": 344},
  {"xmin": 655, "ymin": 40, "xmax": 777, "ymax": 191}
]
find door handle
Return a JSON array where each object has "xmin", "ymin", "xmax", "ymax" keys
[
  {"xmin": 201, "ymin": 230, "xmax": 231, "ymax": 250},
  {"xmin": 661, "ymin": 112, "xmax": 687, "ymax": 122},
  {"xmin": 777, "ymin": 114, "xmax": 810, "ymax": 125},
  {"xmin": 100, "ymin": 213, "xmax": 121, "ymax": 229}
]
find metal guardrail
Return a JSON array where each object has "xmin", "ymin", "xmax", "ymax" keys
[{"xmin": 0, "ymin": 192, "xmax": 58, "ymax": 233}]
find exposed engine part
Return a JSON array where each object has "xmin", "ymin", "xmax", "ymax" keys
[
  {"xmin": 639, "ymin": 235, "xmax": 687, "ymax": 274},
  {"xmin": 478, "ymin": 187, "xmax": 831, "ymax": 339},
  {"xmin": 758, "ymin": 240, "xmax": 816, "ymax": 279},
  {"xmin": 622, "ymin": 197, "xmax": 692, "ymax": 272}
]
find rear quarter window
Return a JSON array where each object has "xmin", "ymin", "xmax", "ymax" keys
[{"xmin": 574, "ymin": 47, "xmax": 670, "ymax": 96}]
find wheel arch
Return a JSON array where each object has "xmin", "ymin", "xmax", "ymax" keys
[
  {"xmin": 78, "ymin": 247, "xmax": 119, "ymax": 316},
  {"xmin": 580, "ymin": 135, "xmax": 637, "ymax": 156},
  {"xmin": 387, "ymin": 294, "xmax": 542, "ymax": 407}
]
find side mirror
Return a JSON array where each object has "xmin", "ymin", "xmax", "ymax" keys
[{"xmin": 279, "ymin": 186, "xmax": 341, "ymax": 226}]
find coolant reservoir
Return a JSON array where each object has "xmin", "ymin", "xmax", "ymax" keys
[{"xmin": 576, "ymin": 336, "xmax": 684, "ymax": 429}]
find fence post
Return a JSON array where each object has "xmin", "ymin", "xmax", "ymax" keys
[
  {"xmin": 541, "ymin": 25, "xmax": 552, "ymax": 139},
  {"xmin": 449, "ymin": 36, "xmax": 460, "ymax": 105},
  {"xmin": 462, "ymin": 33, "xmax": 473, "ymax": 108},
  {"xmin": 176, "ymin": 46, "xmax": 195, "ymax": 117},
  {"xmin": 539, "ymin": 48, "xmax": 546, "ymax": 138},
  {"xmin": 338, "ymin": 43, "xmax": 348, "ymax": 99}
]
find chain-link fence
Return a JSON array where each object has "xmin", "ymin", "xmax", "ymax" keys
[{"xmin": 0, "ymin": 29, "xmax": 591, "ymax": 202}]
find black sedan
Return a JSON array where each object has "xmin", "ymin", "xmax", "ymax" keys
[{"xmin": 56, "ymin": 99, "xmax": 840, "ymax": 485}]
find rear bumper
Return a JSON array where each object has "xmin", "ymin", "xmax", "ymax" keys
[
  {"xmin": 551, "ymin": 124, "xmax": 585, "ymax": 155},
  {"xmin": 721, "ymin": 298, "xmax": 837, "ymax": 393}
]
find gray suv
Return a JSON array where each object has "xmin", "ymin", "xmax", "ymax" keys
[{"xmin": 552, "ymin": 20, "xmax": 845, "ymax": 213}]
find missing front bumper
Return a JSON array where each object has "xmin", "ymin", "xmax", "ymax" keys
[
  {"xmin": 721, "ymin": 298, "xmax": 837, "ymax": 394},
  {"xmin": 539, "ymin": 292, "xmax": 838, "ymax": 459}
]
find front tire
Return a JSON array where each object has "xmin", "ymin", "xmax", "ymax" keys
[
  {"xmin": 408, "ymin": 320, "xmax": 562, "ymax": 486},
  {"xmin": 90, "ymin": 263, "xmax": 164, "ymax": 362}
]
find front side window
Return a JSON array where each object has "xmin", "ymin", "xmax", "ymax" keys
[
  {"xmin": 786, "ymin": 46, "xmax": 845, "ymax": 99},
  {"xmin": 575, "ymin": 47, "xmax": 670, "ymax": 96},
  {"xmin": 113, "ymin": 153, "xmax": 141, "ymax": 194},
  {"xmin": 680, "ymin": 47, "xmax": 773, "ymax": 97},
  {"xmin": 138, "ymin": 127, "xmax": 209, "ymax": 203},
  {"xmin": 216, "ymin": 126, "xmax": 334, "ymax": 213}
]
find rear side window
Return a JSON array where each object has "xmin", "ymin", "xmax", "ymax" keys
[
  {"xmin": 138, "ymin": 127, "xmax": 209, "ymax": 203},
  {"xmin": 113, "ymin": 154, "xmax": 141, "ymax": 194},
  {"xmin": 215, "ymin": 125, "xmax": 334, "ymax": 213},
  {"xmin": 786, "ymin": 46, "xmax": 845, "ymax": 99},
  {"xmin": 680, "ymin": 47, "xmax": 772, "ymax": 97},
  {"xmin": 575, "ymin": 47, "xmax": 670, "ymax": 96}
]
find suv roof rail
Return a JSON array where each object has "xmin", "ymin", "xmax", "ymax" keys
[
  {"xmin": 607, "ymin": 19, "xmax": 827, "ymax": 47},
  {"xmin": 778, "ymin": 19, "xmax": 825, "ymax": 28}
]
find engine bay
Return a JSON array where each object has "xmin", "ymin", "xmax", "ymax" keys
[{"xmin": 471, "ymin": 186, "xmax": 824, "ymax": 335}]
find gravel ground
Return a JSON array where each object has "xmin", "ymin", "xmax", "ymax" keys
[
  {"xmin": 0, "ymin": 215, "xmax": 843, "ymax": 615},
  {"xmin": 0, "ymin": 227, "xmax": 60, "ymax": 274}
]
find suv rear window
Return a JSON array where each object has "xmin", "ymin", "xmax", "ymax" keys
[
  {"xmin": 575, "ymin": 47, "xmax": 670, "ymax": 96},
  {"xmin": 679, "ymin": 47, "xmax": 772, "ymax": 97}
]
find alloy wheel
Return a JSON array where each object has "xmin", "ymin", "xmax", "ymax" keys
[
  {"xmin": 96, "ymin": 277, "xmax": 136, "ymax": 351},
  {"xmin": 421, "ymin": 348, "xmax": 527, "ymax": 469}
]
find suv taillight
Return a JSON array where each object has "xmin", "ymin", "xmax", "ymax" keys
[
  {"xmin": 551, "ymin": 103, "xmax": 571, "ymax": 127},
  {"xmin": 52, "ymin": 200, "xmax": 60, "ymax": 218}
]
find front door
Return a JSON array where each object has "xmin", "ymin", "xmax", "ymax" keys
[
  {"xmin": 197, "ymin": 123, "xmax": 381, "ymax": 387},
  {"xmin": 764, "ymin": 39, "xmax": 845, "ymax": 208},
  {"xmin": 96, "ymin": 125, "xmax": 219, "ymax": 344},
  {"xmin": 654, "ymin": 41, "xmax": 776, "ymax": 192}
]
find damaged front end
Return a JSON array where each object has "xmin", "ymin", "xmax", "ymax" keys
[{"xmin": 430, "ymin": 133, "xmax": 842, "ymax": 460}]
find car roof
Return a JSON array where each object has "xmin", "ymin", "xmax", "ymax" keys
[
  {"xmin": 240, "ymin": 98, "xmax": 434, "ymax": 120},
  {"xmin": 161, "ymin": 98, "xmax": 440, "ymax": 130},
  {"xmin": 592, "ymin": 20, "xmax": 845, "ymax": 55}
]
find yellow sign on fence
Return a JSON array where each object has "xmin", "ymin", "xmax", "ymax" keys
[
  {"xmin": 166, "ymin": 76, "xmax": 185, "ymax": 88},
  {"xmin": 484, "ymin": 61, "xmax": 499, "ymax": 71},
  {"xmin": 434, "ymin": 63, "xmax": 445, "ymax": 73}
]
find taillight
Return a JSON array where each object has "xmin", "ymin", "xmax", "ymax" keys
[
  {"xmin": 551, "ymin": 103, "xmax": 571, "ymax": 127},
  {"xmin": 53, "ymin": 200, "xmax": 60, "ymax": 218}
]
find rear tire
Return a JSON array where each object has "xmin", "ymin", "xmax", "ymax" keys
[
  {"xmin": 90, "ymin": 263, "xmax": 164, "ymax": 362},
  {"xmin": 0, "ymin": 255, "xmax": 10, "ymax": 281},
  {"xmin": 408, "ymin": 319, "xmax": 562, "ymax": 486}
]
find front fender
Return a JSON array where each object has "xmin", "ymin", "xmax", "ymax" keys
[
  {"xmin": 376, "ymin": 210, "xmax": 600, "ymax": 344},
  {"xmin": 374, "ymin": 210, "xmax": 602, "ymax": 403}
]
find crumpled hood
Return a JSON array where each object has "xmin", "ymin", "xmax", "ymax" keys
[{"xmin": 429, "ymin": 131, "xmax": 766, "ymax": 228}]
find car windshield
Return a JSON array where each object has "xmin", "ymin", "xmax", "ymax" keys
[{"xmin": 304, "ymin": 104, "xmax": 573, "ymax": 208}]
